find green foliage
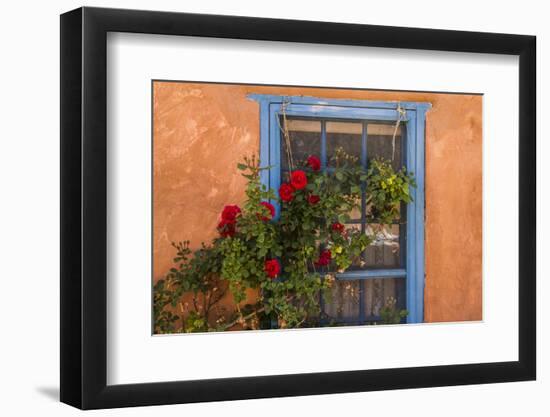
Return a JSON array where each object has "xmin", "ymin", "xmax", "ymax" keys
[
  {"xmin": 153, "ymin": 241, "xmax": 227, "ymax": 334},
  {"xmin": 183, "ymin": 311, "xmax": 209, "ymax": 333},
  {"xmin": 153, "ymin": 278, "xmax": 180, "ymax": 333},
  {"xmin": 380, "ymin": 296, "xmax": 409, "ymax": 324},
  {"xmin": 366, "ymin": 158, "xmax": 416, "ymax": 225},
  {"xmin": 153, "ymin": 151, "xmax": 415, "ymax": 332},
  {"xmin": 219, "ymin": 156, "xmax": 281, "ymax": 304}
]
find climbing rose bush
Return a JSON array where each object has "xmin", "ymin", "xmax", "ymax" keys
[
  {"xmin": 221, "ymin": 205, "xmax": 241, "ymax": 222},
  {"xmin": 259, "ymin": 201, "xmax": 275, "ymax": 221},
  {"xmin": 307, "ymin": 194, "xmax": 321, "ymax": 205},
  {"xmin": 331, "ymin": 222, "xmax": 345, "ymax": 234},
  {"xmin": 154, "ymin": 152, "xmax": 415, "ymax": 333},
  {"xmin": 290, "ymin": 170, "xmax": 308, "ymax": 190},
  {"xmin": 278, "ymin": 183, "xmax": 294, "ymax": 202},
  {"xmin": 315, "ymin": 249, "xmax": 332, "ymax": 267},
  {"xmin": 264, "ymin": 258, "xmax": 281, "ymax": 279},
  {"xmin": 307, "ymin": 155, "xmax": 321, "ymax": 171}
]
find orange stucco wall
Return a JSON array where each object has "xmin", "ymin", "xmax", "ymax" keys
[{"xmin": 153, "ymin": 81, "xmax": 482, "ymax": 323}]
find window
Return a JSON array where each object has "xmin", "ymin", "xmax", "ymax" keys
[{"xmin": 249, "ymin": 94, "xmax": 430, "ymax": 324}]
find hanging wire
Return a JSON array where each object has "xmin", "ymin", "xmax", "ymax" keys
[
  {"xmin": 391, "ymin": 103, "xmax": 407, "ymax": 161},
  {"xmin": 276, "ymin": 98, "xmax": 295, "ymax": 171},
  {"xmin": 276, "ymin": 98, "xmax": 310, "ymax": 272}
]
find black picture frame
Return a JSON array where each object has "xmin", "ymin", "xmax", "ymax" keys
[{"xmin": 60, "ymin": 6, "xmax": 536, "ymax": 410}]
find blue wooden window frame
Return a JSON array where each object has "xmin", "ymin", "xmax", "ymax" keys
[{"xmin": 249, "ymin": 94, "xmax": 430, "ymax": 324}]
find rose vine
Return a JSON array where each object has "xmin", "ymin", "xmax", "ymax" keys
[{"xmin": 154, "ymin": 151, "xmax": 415, "ymax": 333}]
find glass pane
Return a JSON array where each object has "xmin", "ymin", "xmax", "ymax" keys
[
  {"xmin": 281, "ymin": 118, "xmax": 321, "ymax": 170},
  {"xmin": 323, "ymin": 280, "xmax": 360, "ymax": 320},
  {"xmin": 364, "ymin": 224, "xmax": 401, "ymax": 268},
  {"xmin": 344, "ymin": 224, "xmax": 366, "ymax": 269},
  {"xmin": 327, "ymin": 121, "xmax": 363, "ymax": 166},
  {"xmin": 347, "ymin": 196, "xmax": 363, "ymax": 221},
  {"xmin": 363, "ymin": 278, "xmax": 406, "ymax": 318},
  {"xmin": 367, "ymin": 123, "xmax": 403, "ymax": 170}
]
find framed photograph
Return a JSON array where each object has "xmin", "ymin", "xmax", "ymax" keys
[{"xmin": 60, "ymin": 6, "xmax": 536, "ymax": 410}]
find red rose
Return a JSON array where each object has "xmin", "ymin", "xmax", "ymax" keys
[
  {"xmin": 314, "ymin": 249, "xmax": 332, "ymax": 267},
  {"xmin": 217, "ymin": 219, "xmax": 236, "ymax": 237},
  {"xmin": 279, "ymin": 183, "xmax": 295, "ymax": 202},
  {"xmin": 264, "ymin": 258, "xmax": 281, "ymax": 279},
  {"xmin": 307, "ymin": 155, "xmax": 321, "ymax": 171},
  {"xmin": 290, "ymin": 170, "xmax": 308, "ymax": 190},
  {"xmin": 331, "ymin": 222, "xmax": 345, "ymax": 234},
  {"xmin": 221, "ymin": 205, "xmax": 241, "ymax": 222},
  {"xmin": 307, "ymin": 194, "xmax": 320, "ymax": 205},
  {"xmin": 259, "ymin": 201, "xmax": 275, "ymax": 221}
]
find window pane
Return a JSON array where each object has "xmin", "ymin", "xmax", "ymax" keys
[
  {"xmin": 348, "ymin": 199, "xmax": 363, "ymax": 221},
  {"xmin": 364, "ymin": 224, "xmax": 402, "ymax": 268},
  {"xmin": 366, "ymin": 202, "xmax": 405, "ymax": 224},
  {"xmin": 281, "ymin": 118, "xmax": 321, "ymax": 170},
  {"xmin": 367, "ymin": 123, "xmax": 403, "ymax": 170},
  {"xmin": 363, "ymin": 278, "xmax": 406, "ymax": 318},
  {"xmin": 327, "ymin": 121, "xmax": 363, "ymax": 166},
  {"xmin": 323, "ymin": 280, "xmax": 360, "ymax": 321},
  {"xmin": 323, "ymin": 277, "xmax": 406, "ymax": 323},
  {"xmin": 344, "ymin": 224, "xmax": 366, "ymax": 269}
]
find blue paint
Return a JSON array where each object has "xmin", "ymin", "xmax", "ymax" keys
[
  {"xmin": 259, "ymin": 100, "xmax": 270, "ymax": 192},
  {"xmin": 269, "ymin": 103, "xmax": 282, "ymax": 220},
  {"xmin": 359, "ymin": 122, "xmax": 368, "ymax": 321},
  {"xmin": 361, "ymin": 121, "xmax": 368, "ymax": 167},
  {"xmin": 405, "ymin": 112, "xmax": 418, "ymax": 323},
  {"xmin": 248, "ymin": 94, "xmax": 431, "ymax": 112},
  {"xmin": 404, "ymin": 108, "xmax": 427, "ymax": 324},
  {"xmin": 413, "ymin": 109, "xmax": 426, "ymax": 323},
  {"xmin": 321, "ymin": 120, "xmax": 327, "ymax": 169},
  {"xmin": 284, "ymin": 104, "xmax": 407, "ymax": 122},
  {"xmin": 251, "ymin": 94, "xmax": 430, "ymax": 324},
  {"xmin": 336, "ymin": 269, "xmax": 407, "ymax": 280}
]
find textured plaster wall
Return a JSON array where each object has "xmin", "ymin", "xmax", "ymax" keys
[{"xmin": 153, "ymin": 81, "xmax": 482, "ymax": 323}]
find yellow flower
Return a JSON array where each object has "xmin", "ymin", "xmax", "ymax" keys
[{"xmin": 334, "ymin": 246, "xmax": 343, "ymax": 254}]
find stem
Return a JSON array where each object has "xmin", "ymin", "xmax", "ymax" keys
[
  {"xmin": 222, "ymin": 306, "xmax": 265, "ymax": 331},
  {"xmin": 221, "ymin": 293, "xmax": 297, "ymax": 331}
]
